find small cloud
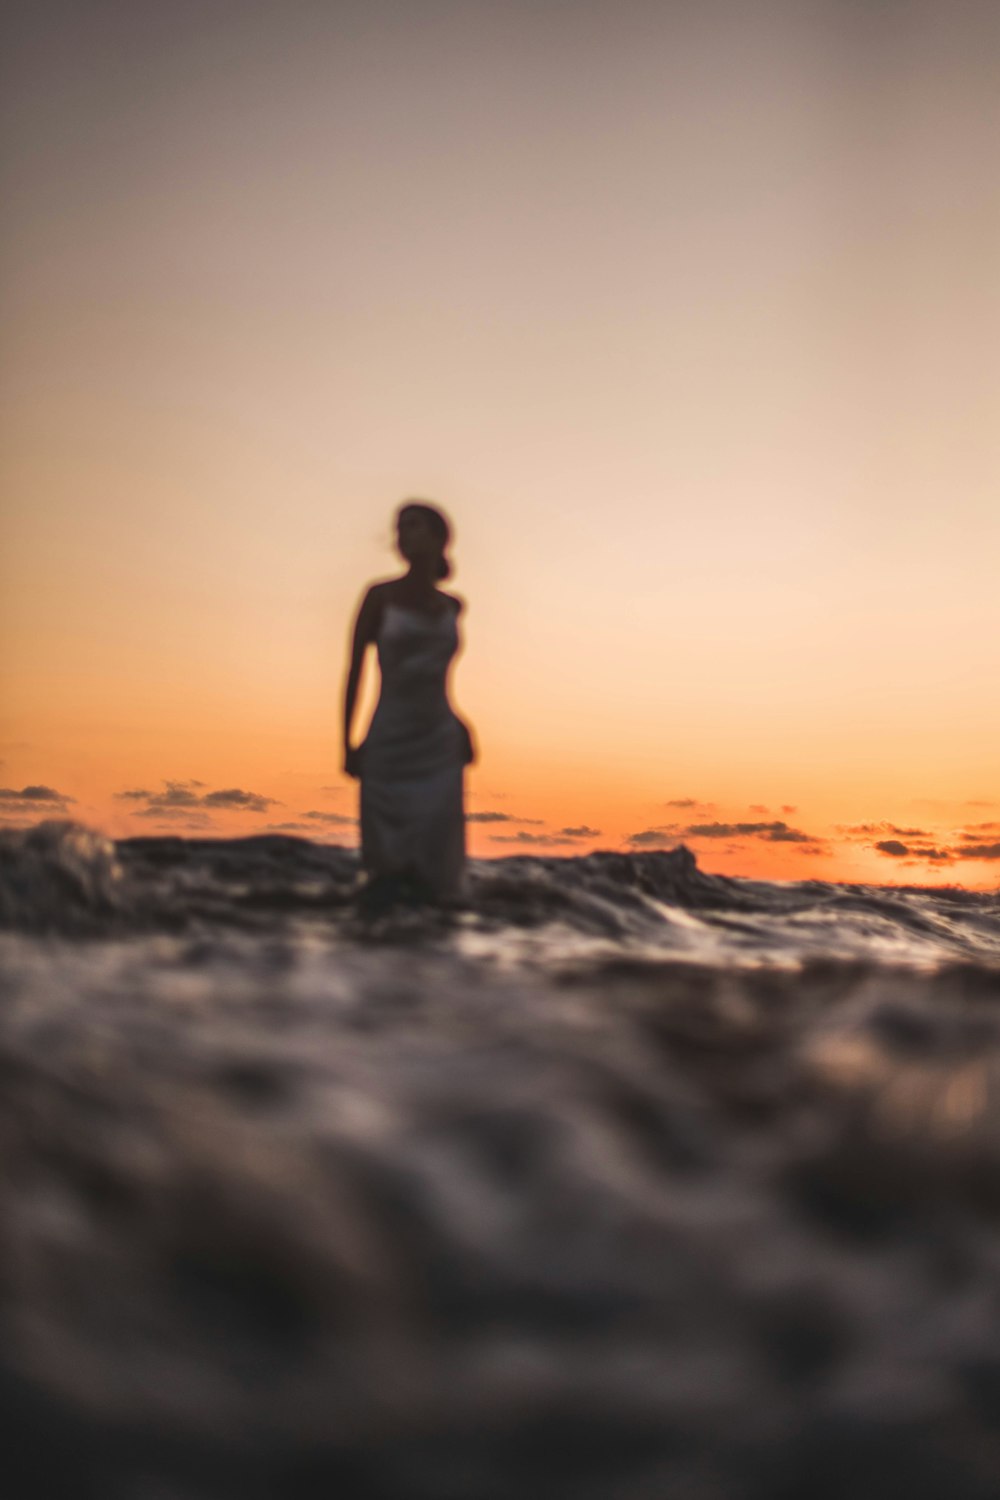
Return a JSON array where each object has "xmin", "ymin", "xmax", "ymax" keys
[
  {"xmin": 264, "ymin": 821, "xmax": 312, "ymax": 833},
  {"xmin": 781, "ymin": 805, "xmax": 798, "ymax": 815},
  {"xmin": 202, "ymin": 788, "xmax": 278, "ymax": 812},
  {"xmin": 0, "ymin": 784, "xmax": 75, "ymax": 809},
  {"xmin": 749, "ymin": 804, "xmax": 769, "ymax": 815},
  {"xmin": 955, "ymin": 842, "xmax": 1000, "ymax": 861},
  {"xmin": 145, "ymin": 780, "xmax": 204, "ymax": 809},
  {"xmin": 468, "ymin": 811, "xmax": 543, "ymax": 825},
  {"xmin": 119, "ymin": 780, "xmax": 276, "ymax": 816},
  {"xmin": 301, "ymin": 810, "xmax": 357, "ymax": 825},
  {"xmin": 558, "ymin": 825, "xmax": 601, "ymax": 838},
  {"xmin": 682, "ymin": 820, "xmax": 818, "ymax": 844},
  {"xmin": 665, "ymin": 798, "xmax": 698, "ymax": 809},
  {"xmin": 684, "ymin": 822, "xmax": 754, "ymax": 839},
  {"xmin": 839, "ymin": 822, "xmax": 929, "ymax": 840},
  {"xmin": 490, "ymin": 831, "xmax": 567, "ymax": 847},
  {"xmin": 966, "ymin": 800, "xmax": 996, "ymax": 808},
  {"xmin": 627, "ymin": 828, "xmax": 678, "ymax": 847},
  {"xmin": 875, "ymin": 840, "xmax": 909, "ymax": 857},
  {"xmin": 134, "ymin": 808, "xmax": 214, "ymax": 829}
]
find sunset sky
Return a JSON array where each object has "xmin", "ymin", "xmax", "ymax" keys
[{"xmin": 3, "ymin": 0, "xmax": 999, "ymax": 884}]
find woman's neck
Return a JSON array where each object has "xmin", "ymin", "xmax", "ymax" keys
[{"xmin": 403, "ymin": 562, "xmax": 436, "ymax": 590}]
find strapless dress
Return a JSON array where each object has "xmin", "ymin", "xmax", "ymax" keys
[{"xmin": 359, "ymin": 602, "xmax": 467, "ymax": 897}]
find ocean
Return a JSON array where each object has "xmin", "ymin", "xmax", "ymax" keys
[{"xmin": 3, "ymin": 819, "xmax": 1000, "ymax": 1498}]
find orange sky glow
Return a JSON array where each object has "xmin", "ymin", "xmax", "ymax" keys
[{"xmin": 3, "ymin": 0, "xmax": 999, "ymax": 886}]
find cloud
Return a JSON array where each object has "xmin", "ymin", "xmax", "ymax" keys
[
  {"xmin": 118, "ymin": 780, "xmax": 276, "ymax": 817},
  {"xmin": 749, "ymin": 804, "xmax": 769, "ymax": 814},
  {"xmin": 781, "ymin": 805, "xmax": 798, "ymax": 815},
  {"xmin": 872, "ymin": 830, "xmax": 1000, "ymax": 862},
  {"xmin": 133, "ymin": 808, "xmax": 214, "ymax": 828},
  {"xmin": 264, "ymin": 821, "xmax": 312, "ymax": 833},
  {"xmin": 0, "ymin": 784, "xmax": 75, "ymax": 809},
  {"xmin": 665, "ymin": 798, "xmax": 698, "ymax": 809},
  {"xmin": 490, "ymin": 831, "xmax": 569, "ymax": 847},
  {"xmin": 838, "ymin": 822, "xmax": 930, "ymax": 840},
  {"xmin": 955, "ymin": 843, "xmax": 1000, "ymax": 860},
  {"xmin": 626, "ymin": 828, "xmax": 679, "ymax": 847},
  {"xmin": 143, "ymin": 780, "xmax": 205, "ymax": 809},
  {"xmin": 558, "ymin": 825, "xmax": 601, "ymax": 838},
  {"xmin": 202, "ymin": 788, "xmax": 278, "ymax": 812},
  {"xmin": 630, "ymin": 819, "xmax": 826, "ymax": 851},
  {"xmin": 682, "ymin": 820, "xmax": 818, "ymax": 844},
  {"xmin": 301, "ymin": 810, "xmax": 357, "ymax": 825},
  {"xmin": 467, "ymin": 810, "xmax": 544, "ymax": 825}
]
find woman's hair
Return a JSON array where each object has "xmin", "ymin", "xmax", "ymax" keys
[{"xmin": 397, "ymin": 500, "xmax": 452, "ymax": 581}]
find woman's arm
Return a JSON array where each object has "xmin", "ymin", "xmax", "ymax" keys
[{"xmin": 342, "ymin": 587, "xmax": 380, "ymax": 777}]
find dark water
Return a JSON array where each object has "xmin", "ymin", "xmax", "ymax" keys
[{"xmin": 3, "ymin": 821, "xmax": 1000, "ymax": 1498}]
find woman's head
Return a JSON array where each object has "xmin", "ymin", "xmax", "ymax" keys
[{"xmin": 396, "ymin": 501, "xmax": 452, "ymax": 580}]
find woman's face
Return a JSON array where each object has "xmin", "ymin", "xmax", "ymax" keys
[{"xmin": 396, "ymin": 510, "xmax": 436, "ymax": 562}]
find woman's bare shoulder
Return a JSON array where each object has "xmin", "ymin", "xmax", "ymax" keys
[
  {"xmin": 358, "ymin": 578, "xmax": 400, "ymax": 611},
  {"xmin": 352, "ymin": 580, "xmax": 395, "ymax": 641}
]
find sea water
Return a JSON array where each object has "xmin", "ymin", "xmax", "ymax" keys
[{"xmin": 2, "ymin": 820, "xmax": 1000, "ymax": 1498}]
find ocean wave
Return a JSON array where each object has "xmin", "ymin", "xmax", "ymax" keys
[
  {"xmin": 2, "ymin": 822, "xmax": 1000, "ymax": 1494},
  {"xmin": 1, "ymin": 820, "xmax": 998, "ymax": 969}
]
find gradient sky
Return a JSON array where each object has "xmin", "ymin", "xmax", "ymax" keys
[{"xmin": 3, "ymin": 0, "xmax": 999, "ymax": 883}]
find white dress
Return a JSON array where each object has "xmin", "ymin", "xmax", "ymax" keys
[{"xmin": 359, "ymin": 601, "xmax": 467, "ymax": 898}]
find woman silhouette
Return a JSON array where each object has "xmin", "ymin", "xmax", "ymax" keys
[{"xmin": 343, "ymin": 502, "xmax": 475, "ymax": 904}]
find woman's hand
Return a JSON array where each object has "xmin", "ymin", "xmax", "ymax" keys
[
  {"xmin": 343, "ymin": 745, "xmax": 363, "ymax": 779},
  {"xmin": 457, "ymin": 719, "xmax": 477, "ymax": 767}
]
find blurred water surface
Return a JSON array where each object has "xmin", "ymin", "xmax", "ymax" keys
[{"xmin": 2, "ymin": 821, "xmax": 1000, "ymax": 1498}]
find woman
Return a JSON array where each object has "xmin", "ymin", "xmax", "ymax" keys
[{"xmin": 343, "ymin": 501, "xmax": 475, "ymax": 904}]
